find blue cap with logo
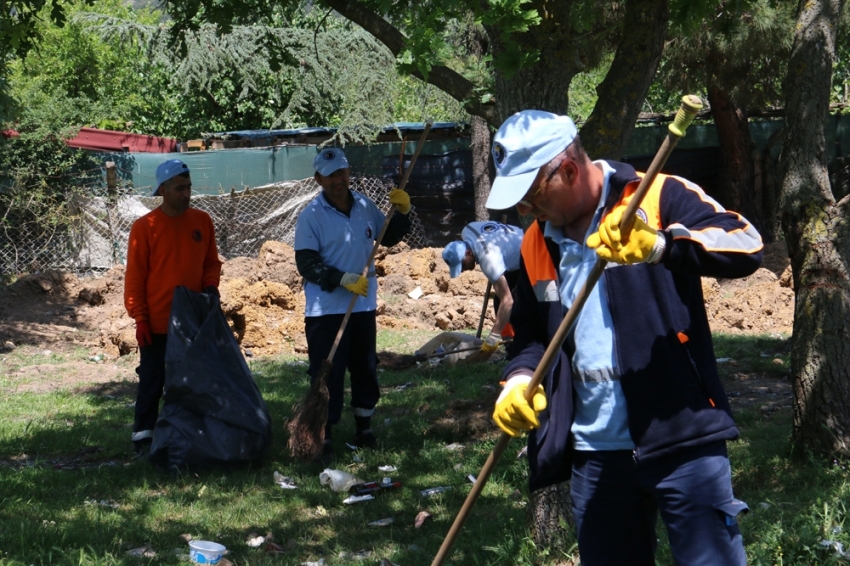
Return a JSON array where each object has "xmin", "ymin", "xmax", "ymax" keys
[
  {"xmin": 154, "ymin": 159, "xmax": 190, "ymax": 196},
  {"xmin": 486, "ymin": 110, "xmax": 577, "ymax": 210},
  {"xmin": 313, "ymin": 147, "xmax": 349, "ymax": 176},
  {"xmin": 442, "ymin": 241, "xmax": 469, "ymax": 278}
]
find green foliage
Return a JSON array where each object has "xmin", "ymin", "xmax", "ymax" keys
[{"xmin": 653, "ymin": 0, "xmax": 795, "ymax": 112}]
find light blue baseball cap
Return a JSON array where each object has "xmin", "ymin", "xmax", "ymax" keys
[
  {"xmin": 442, "ymin": 241, "xmax": 469, "ymax": 278},
  {"xmin": 313, "ymin": 147, "xmax": 349, "ymax": 176},
  {"xmin": 154, "ymin": 159, "xmax": 190, "ymax": 196},
  {"xmin": 486, "ymin": 110, "xmax": 578, "ymax": 210}
]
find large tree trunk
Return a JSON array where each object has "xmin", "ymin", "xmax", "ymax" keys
[
  {"xmin": 707, "ymin": 84, "xmax": 761, "ymax": 233},
  {"xmin": 471, "ymin": 115, "xmax": 492, "ymax": 221},
  {"xmin": 580, "ymin": 0, "xmax": 669, "ymax": 159},
  {"xmin": 779, "ymin": 0, "xmax": 850, "ymax": 457}
]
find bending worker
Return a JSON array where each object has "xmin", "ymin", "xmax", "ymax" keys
[
  {"xmin": 488, "ymin": 110, "xmax": 763, "ymax": 565},
  {"xmin": 294, "ymin": 148, "xmax": 412, "ymax": 464},
  {"xmin": 124, "ymin": 159, "xmax": 222, "ymax": 458},
  {"xmin": 441, "ymin": 221, "xmax": 523, "ymax": 353}
]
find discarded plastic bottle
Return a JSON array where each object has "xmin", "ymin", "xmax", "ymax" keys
[
  {"xmin": 419, "ymin": 486, "xmax": 452, "ymax": 497},
  {"xmin": 350, "ymin": 477, "xmax": 401, "ymax": 496}
]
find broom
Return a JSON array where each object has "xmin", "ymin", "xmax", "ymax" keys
[{"xmin": 288, "ymin": 122, "xmax": 434, "ymax": 461}]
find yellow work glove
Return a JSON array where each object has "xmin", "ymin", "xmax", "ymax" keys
[
  {"xmin": 586, "ymin": 205, "xmax": 662, "ymax": 264},
  {"xmin": 493, "ymin": 374, "xmax": 547, "ymax": 437},
  {"xmin": 388, "ymin": 188, "xmax": 411, "ymax": 214},
  {"xmin": 340, "ymin": 272, "xmax": 369, "ymax": 296},
  {"xmin": 481, "ymin": 332, "xmax": 501, "ymax": 354}
]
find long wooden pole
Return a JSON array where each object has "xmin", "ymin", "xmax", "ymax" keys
[{"xmin": 430, "ymin": 96, "xmax": 703, "ymax": 566}]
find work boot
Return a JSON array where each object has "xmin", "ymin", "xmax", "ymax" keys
[{"xmin": 354, "ymin": 429, "xmax": 378, "ymax": 448}]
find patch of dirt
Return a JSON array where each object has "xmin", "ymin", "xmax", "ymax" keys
[
  {"xmin": 428, "ymin": 396, "xmax": 501, "ymax": 442},
  {"xmin": 0, "ymin": 239, "xmax": 794, "ymax": 401}
]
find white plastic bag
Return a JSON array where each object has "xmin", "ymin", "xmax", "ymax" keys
[{"xmin": 319, "ymin": 469, "xmax": 362, "ymax": 493}]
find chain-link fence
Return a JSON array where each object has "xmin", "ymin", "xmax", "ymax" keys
[{"xmin": 0, "ymin": 175, "xmax": 428, "ymax": 276}]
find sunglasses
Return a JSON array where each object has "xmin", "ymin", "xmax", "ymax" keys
[{"xmin": 517, "ymin": 155, "xmax": 567, "ymax": 208}]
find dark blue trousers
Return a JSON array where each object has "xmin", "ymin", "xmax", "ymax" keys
[
  {"xmin": 570, "ymin": 441, "xmax": 747, "ymax": 566},
  {"xmin": 305, "ymin": 311, "xmax": 379, "ymax": 426},
  {"xmin": 132, "ymin": 333, "xmax": 167, "ymax": 448}
]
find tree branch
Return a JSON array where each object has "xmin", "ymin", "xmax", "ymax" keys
[{"xmin": 322, "ymin": 0, "xmax": 499, "ymax": 125}]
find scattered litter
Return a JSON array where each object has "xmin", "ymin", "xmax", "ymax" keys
[
  {"xmin": 420, "ymin": 486, "xmax": 451, "ymax": 497},
  {"xmin": 4, "ymin": 341, "xmax": 15, "ymax": 350},
  {"xmin": 453, "ymin": 464, "xmax": 462, "ymax": 470},
  {"xmin": 759, "ymin": 352, "xmax": 771, "ymax": 357},
  {"xmin": 89, "ymin": 354, "xmax": 104, "ymax": 362},
  {"xmin": 246, "ymin": 533, "xmax": 265, "ymax": 548},
  {"xmin": 445, "ymin": 443, "xmax": 464, "ymax": 451},
  {"xmin": 819, "ymin": 539, "xmax": 850, "ymax": 558},
  {"xmin": 414, "ymin": 511, "xmax": 432, "ymax": 528},
  {"xmin": 408, "ymin": 286, "xmax": 423, "ymax": 300},
  {"xmin": 273, "ymin": 471, "xmax": 297, "ymax": 489},
  {"xmin": 378, "ymin": 465, "xmax": 398, "ymax": 473},
  {"xmin": 395, "ymin": 382, "xmax": 414, "ymax": 391},
  {"xmin": 343, "ymin": 494, "xmax": 375, "ymax": 504},
  {"xmin": 517, "ymin": 446, "xmax": 528, "ymax": 459},
  {"xmin": 834, "ymin": 526, "xmax": 844, "ymax": 534},
  {"xmin": 301, "ymin": 560, "xmax": 325, "ymax": 566},
  {"xmin": 350, "ymin": 478, "xmax": 401, "ymax": 495},
  {"xmin": 467, "ymin": 474, "xmax": 477, "ymax": 484},
  {"xmin": 716, "ymin": 357, "xmax": 732, "ymax": 363},
  {"xmin": 264, "ymin": 541, "xmax": 287, "ymax": 554},
  {"xmin": 758, "ymin": 502, "xmax": 771, "ymax": 510},
  {"xmin": 42, "ymin": 350, "xmax": 52, "ymax": 356},
  {"xmin": 84, "ymin": 498, "xmax": 120, "ymax": 509},
  {"xmin": 126, "ymin": 545, "xmax": 156, "ymax": 558},
  {"xmin": 352, "ymin": 455, "xmax": 362, "ymax": 463},
  {"xmin": 345, "ymin": 442, "xmax": 358, "ymax": 451},
  {"xmin": 367, "ymin": 517, "xmax": 394, "ymax": 527},
  {"xmin": 320, "ymin": 469, "xmax": 362, "ymax": 493}
]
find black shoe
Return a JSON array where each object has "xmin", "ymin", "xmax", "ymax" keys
[
  {"xmin": 133, "ymin": 442, "xmax": 151, "ymax": 460},
  {"xmin": 354, "ymin": 430, "xmax": 378, "ymax": 448},
  {"xmin": 314, "ymin": 442, "xmax": 334, "ymax": 466}
]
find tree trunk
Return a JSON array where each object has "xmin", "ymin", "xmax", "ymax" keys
[
  {"xmin": 707, "ymin": 84, "xmax": 761, "ymax": 233},
  {"xmin": 779, "ymin": 0, "xmax": 850, "ymax": 457},
  {"xmin": 527, "ymin": 482, "xmax": 574, "ymax": 554},
  {"xmin": 580, "ymin": 0, "xmax": 669, "ymax": 159},
  {"xmin": 471, "ymin": 115, "xmax": 492, "ymax": 221}
]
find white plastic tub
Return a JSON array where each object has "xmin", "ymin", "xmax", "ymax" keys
[{"xmin": 188, "ymin": 540, "xmax": 226, "ymax": 564}]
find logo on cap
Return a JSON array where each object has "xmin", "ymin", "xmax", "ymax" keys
[
  {"xmin": 482, "ymin": 223, "xmax": 497, "ymax": 233},
  {"xmin": 323, "ymin": 151, "xmax": 336, "ymax": 160},
  {"xmin": 493, "ymin": 143, "xmax": 506, "ymax": 168}
]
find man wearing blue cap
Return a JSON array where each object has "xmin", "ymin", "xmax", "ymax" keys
[
  {"xmin": 124, "ymin": 159, "xmax": 222, "ymax": 458},
  {"xmin": 294, "ymin": 147, "xmax": 412, "ymax": 463},
  {"xmin": 487, "ymin": 111, "xmax": 763, "ymax": 565},
  {"xmin": 442, "ymin": 221, "xmax": 523, "ymax": 352}
]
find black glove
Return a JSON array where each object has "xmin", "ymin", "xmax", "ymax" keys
[{"xmin": 203, "ymin": 285, "xmax": 220, "ymax": 297}]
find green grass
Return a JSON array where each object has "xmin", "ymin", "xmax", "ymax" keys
[{"xmin": 1, "ymin": 331, "xmax": 849, "ymax": 565}]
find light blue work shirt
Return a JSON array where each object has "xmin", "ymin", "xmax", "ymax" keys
[
  {"xmin": 543, "ymin": 160, "xmax": 634, "ymax": 451},
  {"xmin": 294, "ymin": 191, "xmax": 384, "ymax": 316},
  {"xmin": 462, "ymin": 221, "xmax": 523, "ymax": 282}
]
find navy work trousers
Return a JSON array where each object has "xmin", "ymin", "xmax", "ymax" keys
[
  {"xmin": 305, "ymin": 311, "xmax": 379, "ymax": 425},
  {"xmin": 132, "ymin": 333, "xmax": 168, "ymax": 448},
  {"xmin": 570, "ymin": 441, "xmax": 747, "ymax": 566}
]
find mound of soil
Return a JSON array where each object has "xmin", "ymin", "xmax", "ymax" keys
[{"xmin": 0, "ymin": 240, "xmax": 794, "ymax": 360}]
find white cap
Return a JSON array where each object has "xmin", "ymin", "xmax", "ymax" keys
[{"xmin": 487, "ymin": 110, "xmax": 577, "ymax": 210}]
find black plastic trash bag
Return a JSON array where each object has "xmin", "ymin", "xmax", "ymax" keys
[{"xmin": 149, "ymin": 286, "xmax": 272, "ymax": 469}]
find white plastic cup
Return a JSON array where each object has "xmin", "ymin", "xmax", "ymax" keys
[{"xmin": 188, "ymin": 540, "xmax": 226, "ymax": 564}]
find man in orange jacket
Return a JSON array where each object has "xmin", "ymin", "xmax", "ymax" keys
[{"xmin": 123, "ymin": 159, "xmax": 222, "ymax": 457}]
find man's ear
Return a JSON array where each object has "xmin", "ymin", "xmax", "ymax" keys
[{"xmin": 561, "ymin": 158, "xmax": 579, "ymax": 187}]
